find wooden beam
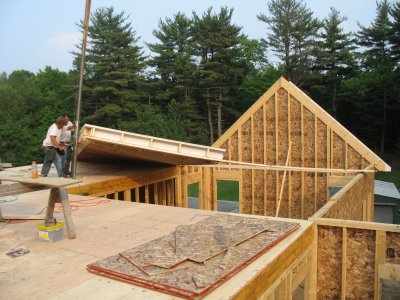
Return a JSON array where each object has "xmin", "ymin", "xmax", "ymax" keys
[
  {"xmin": 144, "ymin": 185, "xmax": 149, "ymax": 204},
  {"xmin": 123, "ymin": 190, "xmax": 131, "ymax": 202},
  {"xmin": 276, "ymin": 142, "xmax": 292, "ymax": 217},
  {"xmin": 310, "ymin": 217, "xmax": 400, "ymax": 232},
  {"xmin": 341, "ymin": 227, "xmax": 347, "ymax": 300}
]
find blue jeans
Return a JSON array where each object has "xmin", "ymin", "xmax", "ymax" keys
[
  {"xmin": 62, "ymin": 146, "xmax": 72, "ymax": 175},
  {"xmin": 41, "ymin": 148, "xmax": 64, "ymax": 177}
]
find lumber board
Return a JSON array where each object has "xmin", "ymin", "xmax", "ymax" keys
[
  {"xmin": 0, "ymin": 227, "xmax": 15, "ymax": 237},
  {"xmin": 232, "ymin": 224, "xmax": 315, "ymax": 300},
  {"xmin": 0, "ymin": 171, "xmax": 81, "ymax": 187},
  {"xmin": 375, "ymin": 231, "xmax": 386, "ymax": 300},
  {"xmin": 2, "ymin": 214, "xmax": 45, "ymax": 220}
]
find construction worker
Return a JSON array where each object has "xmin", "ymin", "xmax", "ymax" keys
[
  {"xmin": 40, "ymin": 116, "xmax": 66, "ymax": 177},
  {"xmin": 60, "ymin": 113, "xmax": 76, "ymax": 178}
]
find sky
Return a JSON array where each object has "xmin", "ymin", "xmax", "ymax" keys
[{"xmin": 0, "ymin": 0, "xmax": 395, "ymax": 74}]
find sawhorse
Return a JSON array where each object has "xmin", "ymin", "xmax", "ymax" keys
[{"xmin": 45, "ymin": 186, "xmax": 76, "ymax": 239}]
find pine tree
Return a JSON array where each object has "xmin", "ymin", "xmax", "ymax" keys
[
  {"xmin": 77, "ymin": 7, "xmax": 147, "ymax": 128},
  {"xmin": 192, "ymin": 7, "xmax": 245, "ymax": 143},
  {"xmin": 311, "ymin": 8, "xmax": 356, "ymax": 118},
  {"xmin": 257, "ymin": 0, "xmax": 320, "ymax": 86},
  {"xmin": 357, "ymin": 0, "xmax": 395, "ymax": 153},
  {"xmin": 148, "ymin": 12, "xmax": 202, "ymax": 142}
]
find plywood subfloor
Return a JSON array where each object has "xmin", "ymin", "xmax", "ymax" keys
[{"xmin": 0, "ymin": 189, "xmax": 312, "ymax": 300}]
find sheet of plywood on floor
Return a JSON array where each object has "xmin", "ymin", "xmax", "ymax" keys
[
  {"xmin": 386, "ymin": 231, "xmax": 400, "ymax": 264},
  {"xmin": 316, "ymin": 119, "xmax": 328, "ymax": 211},
  {"xmin": 241, "ymin": 119, "xmax": 252, "ymax": 214},
  {"xmin": 346, "ymin": 228, "xmax": 375, "ymax": 299},
  {"xmin": 317, "ymin": 225, "xmax": 342, "ymax": 299},
  {"xmin": 88, "ymin": 214, "xmax": 301, "ymax": 300},
  {"xmin": 303, "ymin": 107, "xmax": 315, "ymax": 218},
  {"xmin": 289, "ymin": 96, "xmax": 302, "ymax": 219},
  {"xmin": 276, "ymin": 88, "xmax": 289, "ymax": 218},
  {"xmin": 265, "ymin": 95, "xmax": 277, "ymax": 216},
  {"xmin": 347, "ymin": 144, "xmax": 363, "ymax": 170},
  {"xmin": 253, "ymin": 107, "xmax": 265, "ymax": 215},
  {"xmin": 332, "ymin": 132, "xmax": 346, "ymax": 172}
]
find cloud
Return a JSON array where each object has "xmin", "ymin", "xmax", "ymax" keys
[
  {"xmin": 33, "ymin": 32, "xmax": 82, "ymax": 71},
  {"xmin": 50, "ymin": 32, "xmax": 81, "ymax": 48}
]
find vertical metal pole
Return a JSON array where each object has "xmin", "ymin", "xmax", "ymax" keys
[{"xmin": 72, "ymin": 0, "xmax": 91, "ymax": 179}]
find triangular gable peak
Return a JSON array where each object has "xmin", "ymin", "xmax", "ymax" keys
[{"xmin": 213, "ymin": 77, "xmax": 390, "ymax": 172}]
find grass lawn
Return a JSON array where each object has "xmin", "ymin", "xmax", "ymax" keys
[
  {"xmin": 375, "ymin": 150, "xmax": 400, "ymax": 188},
  {"xmin": 187, "ymin": 180, "xmax": 239, "ymax": 201}
]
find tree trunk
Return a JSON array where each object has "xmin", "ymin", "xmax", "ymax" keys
[
  {"xmin": 207, "ymin": 88, "xmax": 214, "ymax": 144},
  {"xmin": 332, "ymin": 83, "xmax": 337, "ymax": 118},
  {"xmin": 217, "ymin": 94, "xmax": 222, "ymax": 138},
  {"xmin": 380, "ymin": 88, "xmax": 387, "ymax": 154}
]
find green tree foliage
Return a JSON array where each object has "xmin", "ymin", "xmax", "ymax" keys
[
  {"xmin": 311, "ymin": 8, "xmax": 356, "ymax": 117},
  {"xmin": 0, "ymin": 70, "xmax": 71, "ymax": 166},
  {"xmin": 148, "ymin": 12, "xmax": 202, "ymax": 141},
  {"xmin": 357, "ymin": 0, "xmax": 397, "ymax": 153},
  {"xmin": 257, "ymin": 0, "xmax": 320, "ymax": 86},
  {"xmin": 192, "ymin": 7, "xmax": 245, "ymax": 143},
  {"xmin": 236, "ymin": 36, "xmax": 282, "ymax": 112},
  {"xmin": 80, "ymin": 7, "xmax": 147, "ymax": 128}
]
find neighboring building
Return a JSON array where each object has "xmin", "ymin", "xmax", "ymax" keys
[{"xmin": 374, "ymin": 180, "xmax": 400, "ymax": 224}]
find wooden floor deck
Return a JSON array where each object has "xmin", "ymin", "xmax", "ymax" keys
[{"xmin": 0, "ymin": 189, "xmax": 313, "ymax": 300}]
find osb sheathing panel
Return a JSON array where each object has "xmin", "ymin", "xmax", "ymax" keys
[
  {"xmin": 220, "ymin": 141, "xmax": 229, "ymax": 160},
  {"xmin": 317, "ymin": 225, "xmax": 342, "ymax": 299},
  {"xmin": 265, "ymin": 170, "xmax": 277, "ymax": 216},
  {"xmin": 265, "ymin": 96, "xmax": 277, "ymax": 216},
  {"xmin": 303, "ymin": 107, "xmax": 315, "ymax": 218},
  {"xmin": 277, "ymin": 88, "xmax": 289, "ymax": 217},
  {"xmin": 324, "ymin": 172, "xmax": 374, "ymax": 220},
  {"xmin": 253, "ymin": 108, "xmax": 265, "ymax": 215},
  {"xmin": 290, "ymin": 97, "xmax": 302, "ymax": 218},
  {"xmin": 346, "ymin": 228, "xmax": 375, "ymax": 299},
  {"xmin": 253, "ymin": 170, "xmax": 264, "ymax": 215},
  {"xmin": 316, "ymin": 119, "xmax": 328, "ymax": 210},
  {"xmin": 229, "ymin": 131, "xmax": 238, "ymax": 162},
  {"xmin": 347, "ymin": 144, "xmax": 363, "ymax": 170},
  {"xmin": 386, "ymin": 232, "xmax": 400, "ymax": 264},
  {"xmin": 332, "ymin": 132, "xmax": 346, "ymax": 170},
  {"xmin": 265, "ymin": 95, "xmax": 276, "ymax": 165},
  {"xmin": 277, "ymin": 88, "xmax": 289, "ymax": 164},
  {"xmin": 241, "ymin": 119, "xmax": 252, "ymax": 214}
]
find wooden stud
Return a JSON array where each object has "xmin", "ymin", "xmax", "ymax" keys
[
  {"xmin": 374, "ymin": 230, "xmax": 386, "ymax": 300},
  {"xmin": 135, "ymin": 188, "xmax": 139, "ymax": 203},
  {"xmin": 276, "ymin": 142, "xmax": 292, "ymax": 217},
  {"xmin": 263, "ymin": 103, "xmax": 268, "ymax": 216},
  {"xmin": 251, "ymin": 115, "xmax": 255, "ymax": 214},
  {"xmin": 123, "ymin": 190, "xmax": 131, "ymax": 202},
  {"xmin": 114, "ymin": 192, "xmax": 118, "ymax": 200},
  {"xmin": 341, "ymin": 227, "xmax": 347, "ymax": 300},
  {"xmin": 314, "ymin": 115, "xmax": 318, "ymax": 213},
  {"xmin": 288, "ymin": 92, "xmax": 292, "ymax": 218},
  {"xmin": 301, "ymin": 104, "xmax": 305, "ymax": 220},
  {"xmin": 154, "ymin": 183, "xmax": 159, "ymax": 205},
  {"xmin": 275, "ymin": 92, "xmax": 279, "ymax": 214},
  {"xmin": 145, "ymin": 185, "xmax": 149, "ymax": 204}
]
